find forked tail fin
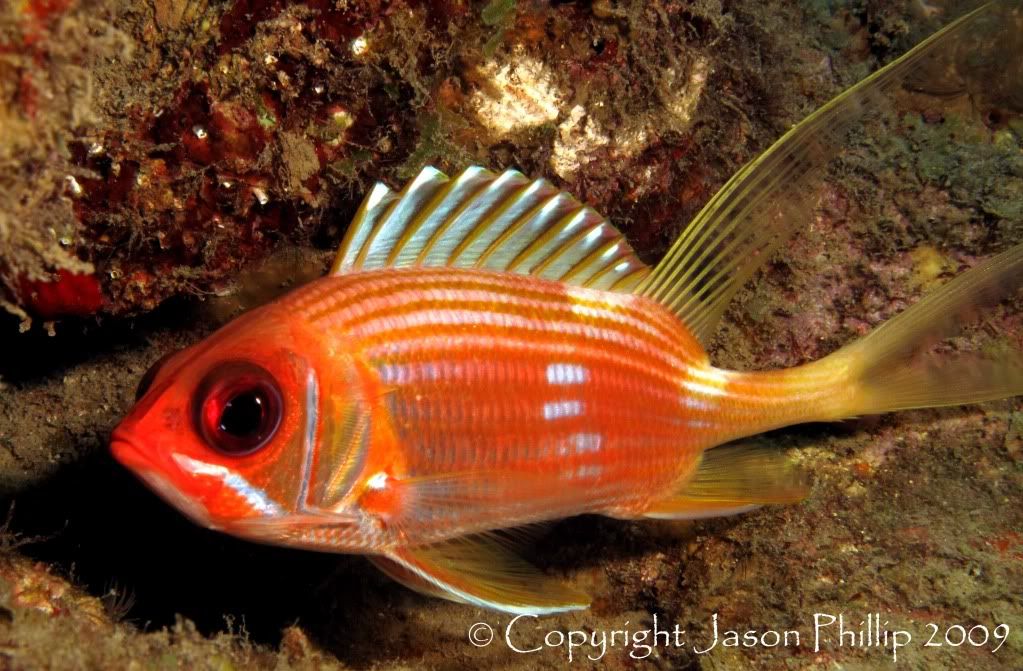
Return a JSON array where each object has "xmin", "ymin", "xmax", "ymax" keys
[
  {"xmin": 641, "ymin": 246, "xmax": 1022, "ymax": 522},
  {"xmin": 821, "ymin": 243, "xmax": 1023, "ymax": 418},
  {"xmin": 642, "ymin": 245, "xmax": 1022, "ymax": 522}
]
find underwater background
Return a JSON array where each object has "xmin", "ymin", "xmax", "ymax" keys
[{"xmin": 0, "ymin": 0, "xmax": 1021, "ymax": 668}]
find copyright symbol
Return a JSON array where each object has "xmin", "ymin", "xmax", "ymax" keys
[{"xmin": 468, "ymin": 622, "xmax": 494, "ymax": 647}]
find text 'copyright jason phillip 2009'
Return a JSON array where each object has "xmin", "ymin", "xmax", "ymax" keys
[{"xmin": 467, "ymin": 613, "xmax": 1011, "ymax": 663}]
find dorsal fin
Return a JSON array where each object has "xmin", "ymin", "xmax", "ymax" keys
[
  {"xmin": 634, "ymin": 1, "xmax": 1005, "ymax": 346},
  {"xmin": 330, "ymin": 166, "xmax": 651, "ymax": 291}
]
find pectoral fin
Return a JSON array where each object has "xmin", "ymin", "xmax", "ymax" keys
[
  {"xmin": 373, "ymin": 534, "xmax": 590, "ymax": 614},
  {"xmin": 644, "ymin": 443, "xmax": 809, "ymax": 520}
]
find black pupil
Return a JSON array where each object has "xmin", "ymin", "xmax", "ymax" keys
[
  {"xmin": 219, "ymin": 391, "xmax": 266, "ymax": 437},
  {"xmin": 194, "ymin": 361, "xmax": 282, "ymax": 456}
]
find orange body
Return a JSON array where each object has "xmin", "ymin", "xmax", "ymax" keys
[
  {"xmin": 300, "ymin": 267, "xmax": 840, "ymax": 542},
  {"xmin": 114, "ymin": 266, "xmax": 847, "ymax": 556},
  {"xmin": 299, "ymin": 266, "xmax": 713, "ymax": 541}
]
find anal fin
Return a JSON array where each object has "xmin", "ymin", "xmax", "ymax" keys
[
  {"xmin": 373, "ymin": 534, "xmax": 590, "ymax": 614},
  {"xmin": 369, "ymin": 555, "xmax": 459, "ymax": 602},
  {"xmin": 644, "ymin": 443, "xmax": 808, "ymax": 520}
]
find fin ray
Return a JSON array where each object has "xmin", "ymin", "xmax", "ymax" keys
[
  {"xmin": 331, "ymin": 183, "xmax": 398, "ymax": 275},
  {"xmin": 643, "ymin": 443, "xmax": 808, "ymax": 520},
  {"xmin": 332, "ymin": 166, "xmax": 650, "ymax": 290},
  {"xmin": 635, "ymin": 2, "xmax": 1005, "ymax": 345},
  {"xmin": 379, "ymin": 534, "xmax": 590, "ymax": 614},
  {"xmin": 824, "ymin": 242, "xmax": 1023, "ymax": 416}
]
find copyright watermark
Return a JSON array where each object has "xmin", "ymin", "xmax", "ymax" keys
[
  {"xmin": 467, "ymin": 622, "xmax": 495, "ymax": 647},
  {"xmin": 466, "ymin": 612, "xmax": 1011, "ymax": 663}
]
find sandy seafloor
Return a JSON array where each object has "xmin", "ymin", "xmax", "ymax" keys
[{"xmin": 0, "ymin": 0, "xmax": 1021, "ymax": 669}]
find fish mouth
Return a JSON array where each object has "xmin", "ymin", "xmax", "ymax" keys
[
  {"xmin": 110, "ymin": 431, "xmax": 152, "ymax": 473},
  {"xmin": 110, "ymin": 431, "xmax": 217, "ymax": 530}
]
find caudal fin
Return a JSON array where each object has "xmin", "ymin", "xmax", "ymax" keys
[{"xmin": 825, "ymin": 243, "xmax": 1023, "ymax": 416}]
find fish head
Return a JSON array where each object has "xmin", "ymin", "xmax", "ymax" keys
[{"xmin": 110, "ymin": 307, "xmax": 326, "ymax": 533}]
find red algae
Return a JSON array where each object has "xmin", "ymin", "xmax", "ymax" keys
[
  {"xmin": 17, "ymin": 0, "xmax": 75, "ymax": 47},
  {"xmin": 217, "ymin": 0, "xmax": 287, "ymax": 55},
  {"xmin": 3, "ymin": 0, "xmax": 757, "ymax": 318},
  {"xmin": 17, "ymin": 270, "xmax": 104, "ymax": 319}
]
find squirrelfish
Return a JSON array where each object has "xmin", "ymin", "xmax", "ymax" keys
[{"xmin": 111, "ymin": 2, "xmax": 1023, "ymax": 614}]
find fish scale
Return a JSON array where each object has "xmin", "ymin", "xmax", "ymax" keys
[
  {"xmin": 285, "ymin": 267, "xmax": 713, "ymax": 534},
  {"xmin": 110, "ymin": 1, "xmax": 1023, "ymax": 615}
]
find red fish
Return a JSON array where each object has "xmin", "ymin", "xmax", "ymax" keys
[{"xmin": 111, "ymin": 3, "xmax": 1023, "ymax": 614}]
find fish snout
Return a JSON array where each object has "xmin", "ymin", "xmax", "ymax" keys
[
  {"xmin": 110, "ymin": 427, "xmax": 219, "ymax": 529},
  {"xmin": 110, "ymin": 427, "xmax": 150, "ymax": 472},
  {"xmin": 109, "ymin": 426, "xmax": 181, "ymax": 480}
]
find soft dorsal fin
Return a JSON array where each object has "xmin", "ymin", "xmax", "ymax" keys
[
  {"xmin": 331, "ymin": 166, "xmax": 651, "ymax": 291},
  {"xmin": 330, "ymin": 3, "xmax": 1002, "ymax": 331},
  {"xmin": 634, "ymin": 2, "xmax": 1002, "ymax": 346}
]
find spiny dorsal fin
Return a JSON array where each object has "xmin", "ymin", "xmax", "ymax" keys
[
  {"xmin": 634, "ymin": 2, "xmax": 1006, "ymax": 346},
  {"xmin": 331, "ymin": 166, "xmax": 651, "ymax": 291}
]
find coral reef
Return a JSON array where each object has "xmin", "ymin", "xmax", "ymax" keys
[{"xmin": 1, "ymin": 0, "xmax": 825, "ymax": 326}]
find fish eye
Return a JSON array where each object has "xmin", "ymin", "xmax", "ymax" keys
[
  {"xmin": 136, "ymin": 351, "xmax": 176, "ymax": 401},
  {"xmin": 194, "ymin": 361, "xmax": 283, "ymax": 456}
]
